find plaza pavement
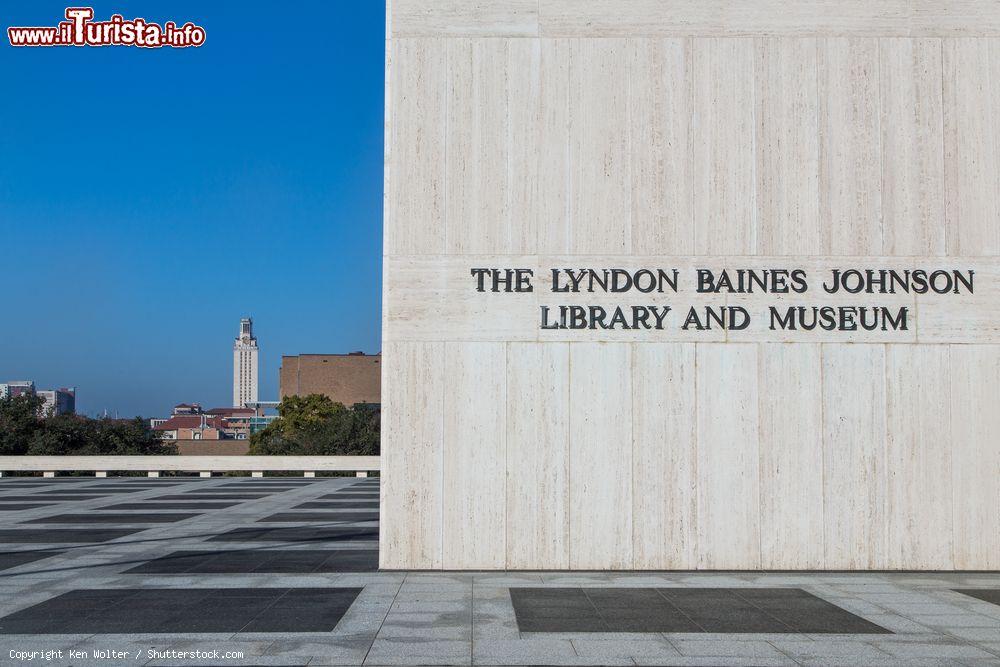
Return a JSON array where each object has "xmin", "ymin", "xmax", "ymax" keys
[{"xmin": 0, "ymin": 475, "xmax": 998, "ymax": 666}]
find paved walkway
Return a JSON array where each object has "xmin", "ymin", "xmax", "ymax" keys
[{"xmin": 0, "ymin": 476, "xmax": 998, "ymax": 666}]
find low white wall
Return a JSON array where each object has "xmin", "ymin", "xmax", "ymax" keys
[{"xmin": 0, "ymin": 455, "xmax": 380, "ymax": 472}]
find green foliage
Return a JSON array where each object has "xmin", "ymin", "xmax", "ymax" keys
[
  {"xmin": 0, "ymin": 394, "xmax": 45, "ymax": 455},
  {"xmin": 0, "ymin": 395, "xmax": 176, "ymax": 456},
  {"xmin": 248, "ymin": 394, "xmax": 380, "ymax": 456}
]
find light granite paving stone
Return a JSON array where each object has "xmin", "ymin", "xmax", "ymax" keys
[
  {"xmin": 912, "ymin": 614, "xmax": 1000, "ymax": 628},
  {"xmin": 0, "ymin": 635, "xmax": 96, "ymax": 654},
  {"xmin": 308, "ymin": 656, "xmax": 375, "ymax": 666},
  {"xmin": 884, "ymin": 601, "xmax": 971, "ymax": 614},
  {"xmin": 537, "ymin": 573, "xmax": 615, "ymax": 585},
  {"xmin": 403, "ymin": 573, "xmax": 474, "ymax": 585},
  {"xmin": 263, "ymin": 637, "xmax": 371, "ymax": 663},
  {"xmin": 941, "ymin": 627, "xmax": 1000, "ymax": 642},
  {"xmin": 633, "ymin": 656, "xmax": 797, "ymax": 666},
  {"xmin": 337, "ymin": 575, "xmax": 400, "ymax": 598},
  {"xmin": 363, "ymin": 638, "xmax": 471, "ymax": 665},
  {"xmin": 472, "ymin": 573, "xmax": 546, "ymax": 586},
  {"xmin": 672, "ymin": 638, "xmax": 790, "ymax": 658},
  {"xmin": 391, "ymin": 599, "xmax": 470, "ymax": 613},
  {"xmin": 34, "ymin": 656, "xmax": 151, "ymax": 667},
  {"xmin": 604, "ymin": 574, "xmax": 684, "ymax": 585},
  {"xmin": 4, "ymin": 481, "xmax": 1000, "ymax": 667},
  {"xmin": 675, "ymin": 575, "xmax": 760, "ymax": 587},
  {"xmin": 769, "ymin": 639, "xmax": 890, "ymax": 659},
  {"xmin": 471, "ymin": 616, "xmax": 520, "ymax": 640},
  {"xmin": 830, "ymin": 584, "xmax": 906, "ymax": 593},
  {"xmin": 856, "ymin": 614, "xmax": 939, "ymax": 634},
  {"xmin": 472, "ymin": 589, "xmax": 511, "ymax": 603},
  {"xmin": 524, "ymin": 630, "xmax": 684, "ymax": 642},
  {"xmin": 329, "ymin": 611, "xmax": 395, "ymax": 637},
  {"xmin": 379, "ymin": 611, "xmax": 471, "ymax": 640},
  {"xmin": 865, "ymin": 594, "xmax": 952, "ymax": 607},
  {"xmin": 335, "ymin": 573, "xmax": 406, "ymax": 586},
  {"xmin": 472, "ymin": 638, "xmax": 586, "ymax": 665},
  {"xmin": 472, "ymin": 601, "xmax": 516, "ymax": 618},
  {"xmin": 978, "ymin": 641, "xmax": 1000, "ymax": 651},
  {"xmin": 148, "ymin": 655, "xmax": 299, "ymax": 666},
  {"xmin": 957, "ymin": 659, "xmax": 1000, "ymax": 667},
  {"xmin": 347, "ymin": 594, "xmax": 398, "ymax": 611},
  {"xmin": 665, "ymin": 632, "xmax": 813, "ymax": 642},
  {"xmin": 81, "ymin": 639, "xmax": 272, "ymax": 666},
  {"xmin": 819, "ymin": 597, "xmax": 891, "ymax": 615},
  {"xmin": 796, "ymin": 659, "xmax": 969, "ymax": 667},
  {"xmin": 397, "ymin": 582, "xmax": 471, "ymax": 596},
  {"xmin": 572, "ymin": 636, "xmax": 681, "ymax": 659},
  {"xmin": 874, "ymin": 640, "xmax": 999, "ymax": 659}
]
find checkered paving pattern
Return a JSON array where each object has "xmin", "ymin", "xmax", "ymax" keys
[{"xmin": 0, "ymin": 475, "xmax": 998, "ymax": 666}]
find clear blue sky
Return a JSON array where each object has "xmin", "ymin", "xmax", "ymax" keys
[{"xmin": 0, "ymin": 1, "xmax": 385, "ymax": 417}]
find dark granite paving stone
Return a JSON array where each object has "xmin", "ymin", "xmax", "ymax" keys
[
  {"xmin": 169, "ymin": 488, "xmax": 274, "ymax": 495},
  {"xmin": 318, "ymin": 493, "xmax": 379, "ymax": 500},
  {"xmin": 256, "ymin": 512, "xmax": 380, "ymax": 523},
  {"xmin": 151, "ymin": 494, "xmax": 269, "ymax": 500},
  {"xmin": 294, "ymin": 501, "xmax": 379, "ymax": 510},
  {"xmin": 81, "ymin": 487, "xmax": 167, "ymax": 492},
  {"xmin": 0, "ymin": 529, "xmax": 142, "ymax": 543},
  {"xmin": 732, "ymin": 588, "xmax": 889, "ymax": 634},
  {"xmin": 0, "ymin": 503, "xmax": 54, "ymax": 510},
  {"xmin": 239, "ymin": 588, "xmax": 361, "ymax": 633},
  {"xmin": 57, "ymin": 490, "xmax": 129, "ymax": 494},
  {"xmin": 955, "ymin": 589, "xmax": 1000, "ymax": 606},
  {"xmin": 125, "ymin": 549, "xmax": 380, "ymax": 574},
  {"xmin": 39, "ymin": 489, "xmax": 134, "ymax": 495},
  {"xmin": 209, "ymin": 526, "xmax": 379, "ymax": 542},
  {"xmin": 97, "ymin": 502, "xmax": 239, "ymax": 510},
  {"xmin": 23, "ymin": 513, "xmax": 200, "ymax": 524},
  {"xmin": 226, "ymin": 480, "xmax": 318, "ymax": 483},
  {"xmin": 510, "ymin": 588, "xmax": 891, "ymax": 634},
  {"xmin": 219, "ymin": 488, "xmax": 297, "ymax": 493},
  {"xmin": 219, "ymin": 485, "xmax": 295, "ymax": 493},
  {"xmin": 0, "ymin": 587, "xmax": 362, "ymax": 634},
  {"xmin": 224, "ymin": 480, "xmax": 308, "ymax": 483},
  {"xmin": 0, "ymin": 551, "xmax": 62, "ymax": 572},
  {"xmin": 0, "ymin": 495, "xmax": 108, "ymax": 501}
]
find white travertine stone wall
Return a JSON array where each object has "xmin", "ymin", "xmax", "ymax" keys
[{"xmin": 382, "ymin": 0, "xmax": 1000, "ymax": 570}]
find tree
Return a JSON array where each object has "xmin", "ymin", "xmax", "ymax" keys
[
  {"xmin": 0, "ymin": 394, "xmax": 45, "ymax": 455},
  {"xmin": 27, "ymin": 415, "xmax": 177, "ymax": 456},
  {"xmin": 248, "ymin": 394, "xmax": 379, "ymax": 456},
  {"xmin": 0, "ymin": 395, "xmax": 176, "ymax": 456}
]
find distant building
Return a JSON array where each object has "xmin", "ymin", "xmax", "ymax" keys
[
  {"xmin": 153, "ymin": 414, "xmax": 227, "ymax": 441},
  {"xmin": 37, "ymin": 388, "xmax": 76, "ymax": 417},
  {"xmin": 206, "ymin": 406, "xmax": 256, "ymax": 439},
  {"xmin": 1, "ymin": 380, "xmax": 35, "ymax": 398},
  {"xmin": 249, "ymin": 414, "xmax": 277, "ymax": 434},
  {"xmin": 233, "ymin": 317, "xmax": 259, "ymax": 408},
  {"xmin": 151, "ymin": 405, "xmax": 261, "ymax": 440},
  {"xmin": 2, "ymin": 381, "xmax": 75, "ymax": 417},
  {"xmin": 279, "ymin": 352, "xmax": 381, "ymax": 407}
]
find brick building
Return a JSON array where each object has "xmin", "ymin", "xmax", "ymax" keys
[
  {"xmin": 152, "ymin": 415, "xmax": 227, "ymax": 441},
  {"xmin": 279, "ymin": 352, "xmax": 381, "ymax": 407}
]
